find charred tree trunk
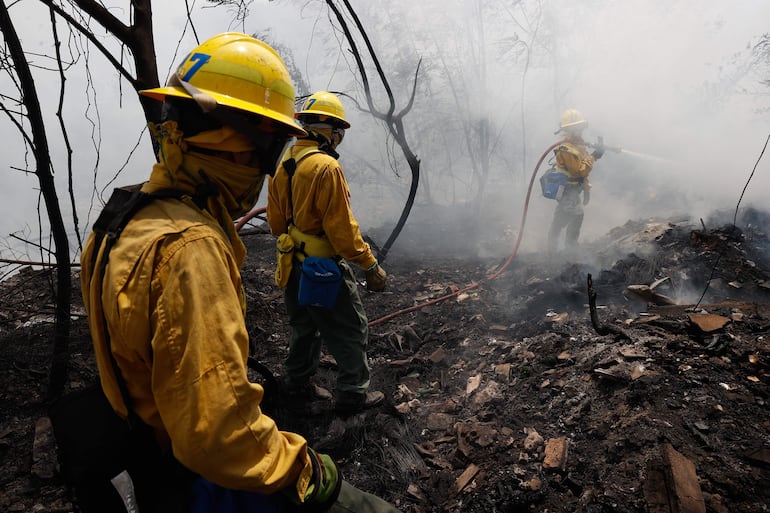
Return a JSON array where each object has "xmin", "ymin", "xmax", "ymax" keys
[
  {"xmin": 327, "ymin": 0, "xmax": 421, "ymax": 262},
  {"xmin": 587, "ymin": 274, "xmax": 630, "ymax": 341},
  {"xmin": 0, "ymin": 3, "xmax": 71, "ymax": 399},
  {"xmin": 40, "ymin": 0, "xmax": 162, "ymax": 124},
  {"xmin": 380, "ymin": 122, "xmax": 420, "ymax": 261}
]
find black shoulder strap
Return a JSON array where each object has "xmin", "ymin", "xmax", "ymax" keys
[
  {"xmin": 283, "ymin": 158, "xmax": 297, "ymax": 227},
  {"xmin": 90, "ymin": 185, "xmax": 186, "ymax": 271},
  {"xmin": 281, "ymin": 148, "xmax": 324, "ymax": 229},
  {"xmin": 90, "ymin": 184, "xmax": 186, "ymax": 427}
]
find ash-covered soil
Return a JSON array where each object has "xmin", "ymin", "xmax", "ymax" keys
[{"xmin": 1, "ymin": 208, "xmax": 769, "ymax": 512}]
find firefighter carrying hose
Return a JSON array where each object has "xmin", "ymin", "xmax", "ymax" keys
[
  {"xmin": 544, "ymin": 109, "xmax": 605, "ymax": 255},
  {"xmin": 80, "ymin": 33, "xmax": 401, "ymax": 513},
  {"xmin": 267, "ymin": 91, "xmax": 387, "ymax": 414}
]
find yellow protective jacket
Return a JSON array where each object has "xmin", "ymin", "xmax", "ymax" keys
[
  {"xmin": 266, "ymin": 139, "xmax": 377, "ymax": 270},
  {"xmin": 554, "ymin": 139, "xmax": 594, "ymax": 187},
  {"xmin": 80, "ymin": 192, "xmax": 312, "ymax": 498}
]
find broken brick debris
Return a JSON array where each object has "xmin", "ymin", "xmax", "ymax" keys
[
  {"xmin": 687, "ymin": 313, "xmax": 730, "ymax": 333},
  {"xmin": 454, "ymin": 463, "xmax": 480, "ymax": 494},
  {"xmin": 542, "ymin": 437, "xmax": 568, "ymax": 471},
  {"xmin": 644, "ymin": 444, "xmax": 706, "ymax": 513}
]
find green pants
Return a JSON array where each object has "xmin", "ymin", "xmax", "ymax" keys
[
  {"xmin": 330, "ymin": 481, "xmax": 402, "ymax": 513},
  {"xmin": 547, "ymin": 184, "xmax": 585, "ymax": 254},
  {"xmin": 191, "ymin": 478, "xmax": 402, "ymax": 512},
  {"xmin": 284, "ymin": 260, "xmax": 370, "ymax": 395}
]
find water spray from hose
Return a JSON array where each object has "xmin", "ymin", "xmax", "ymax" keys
[{"xmin": 587, "ymin": 140, "xmax": 672, "ymax": 163}]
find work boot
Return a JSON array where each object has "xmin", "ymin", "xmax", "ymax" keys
[
  {"xmin": 335, "ymin": 390, "xmax": 384, "ymax": 414},
  {"xmin": 282, "ymin": 379, "xmax": 332, "ymax": 402}
]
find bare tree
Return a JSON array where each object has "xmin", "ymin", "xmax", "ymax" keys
[
  {"xmin": 0, "ymin": 0, "xmax": 169, "ymax": 397},
  {"xmin": 753, "ymin": 34, "xmax": 770, "ymax": 91},
  {"xmin": 324, "ymin": 0, "xmax": 421, "ymax": 262},
  {"xmin": 39, "ymin": 0, "xmax": 163, "ymax": 124},
  {"xmin": 0, "ymin": 2, "xmax": 72, "ymax": 399}
]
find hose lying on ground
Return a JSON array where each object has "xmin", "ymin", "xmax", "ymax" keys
[
  {"xmin": 234, "ymin": 141, "xmax": 563, "ymax": 328},
  {"xmin": 368, "ymin": 141, "xmax": 563, "ymax": 327}
]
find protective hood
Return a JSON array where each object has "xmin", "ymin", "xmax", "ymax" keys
[
  {"xmin": 184, "ymin": 125, "xmax": 257, "ymax": 153},
  {"xmin": 146, "ymin": 120, "xmax": 266, "ymax": 219},
  {"xmin": 143, "ymin": 120, "xmax": 267, "ymax": 259}
]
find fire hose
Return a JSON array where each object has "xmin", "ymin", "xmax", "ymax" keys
[
  {"xmin": 235, "ymin": 207, "xmax": 266, "ymax": 232},
  {"xmin": 367, "ymin": 140, "xmax": 563, "ymax": 327},
  {"xmin": 234, "ymin": 140, "xmax": 563, "ymax": 328},
  {"xmin": 369, "ymin": 137, "xmax": 669, "ymax": 326}
]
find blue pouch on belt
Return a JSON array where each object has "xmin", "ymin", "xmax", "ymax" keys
[
  {"xmin": 298, "ymin": 257, "xmax": 342, "ymax": 309},
  {"xmin": 540, "ymin": 168, "xmax": 568, "ymax": 200}
]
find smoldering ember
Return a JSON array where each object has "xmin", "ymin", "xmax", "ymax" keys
[{"xmin": 1, "ymin": 207, "xmax": 770, "ymax": 513}]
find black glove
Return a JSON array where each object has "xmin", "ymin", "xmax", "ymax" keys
[{"xmin": 591, "ymin": 136, "xmax": 605, "ymax": 160}]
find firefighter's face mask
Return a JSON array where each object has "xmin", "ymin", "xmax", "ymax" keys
[
  {"xmin": 229, "ymin": 113, "xmax": 296, "ymax": 175},
  {"xmin": 190, "ymin": 104, "xmax": 297, "ymax": 176},
  {"xmin": 183, "ymin": 123, "xmax": 295, "ymax": 176}
]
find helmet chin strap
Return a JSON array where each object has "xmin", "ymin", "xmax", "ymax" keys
[
  {"xmin": 169, "ymin": 74, "xmax": 218, "ymax": 113},
  {"xmin": 304, "ymin": 125, "xmax": 340, "ymax": 159}
]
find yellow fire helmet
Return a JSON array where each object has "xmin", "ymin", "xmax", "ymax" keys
[
  {"xmin": 296, "ymin": 91, "xmax": 351, "ymax": 129},
  {"xmin": 557, "ymin": 108, "xmax": 588, "ymax": 133},
  {"xmin": 140, "ymin": 33, "xmax": 305, "ymax": 136}
]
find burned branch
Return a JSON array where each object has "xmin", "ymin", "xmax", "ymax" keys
[
  {"xmin": 587, "ymin": 273, "xmax": 630, "ymax": 340},
  {"xmin": 0, "ymin": 3, "xmax": 71, "ymax": 398},
  {"xmin": 325, "ymin": 0, "xmax": 422, "ymax": 261}
]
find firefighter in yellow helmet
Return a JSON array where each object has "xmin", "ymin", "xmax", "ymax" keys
[
  {"xmin": 267, "ymin": 91, "xmax": 388, "ymax": 414},
  {"xmin": 80, "ymin": 34, "xmax": 401, "ymax": 512},
  {"xmin": 546, "ymin": 109, "xmax": 604, "ymax": 254}
]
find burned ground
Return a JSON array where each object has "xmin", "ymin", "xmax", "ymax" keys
[{"xmin": 1, "ymin": 208, "xmax": 770, "ymax": 512}]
